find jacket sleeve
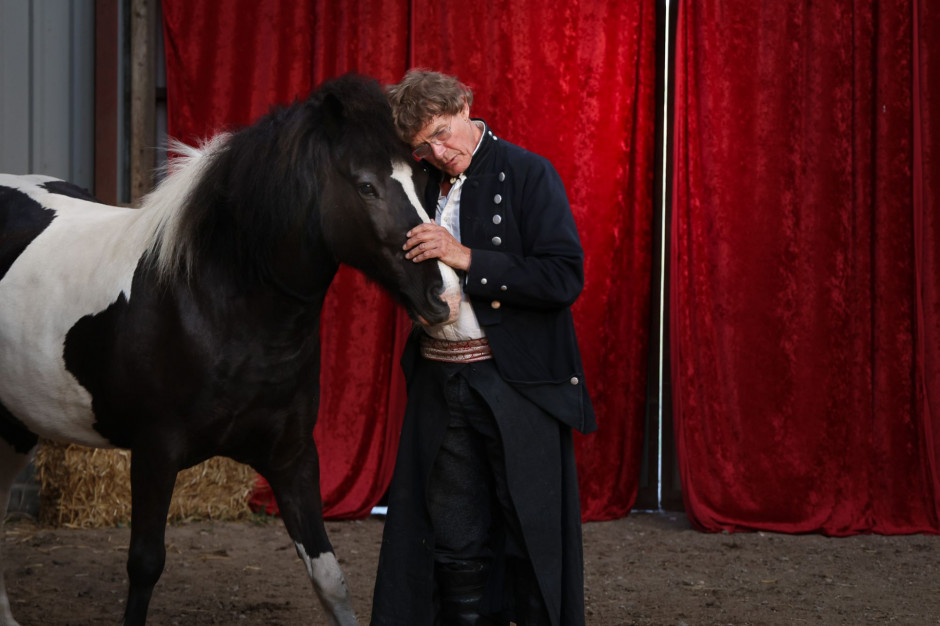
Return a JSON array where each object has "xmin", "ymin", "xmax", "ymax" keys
[{"xmin": 463, "ymin": 155, "xmax": 584, "ymax": 310}]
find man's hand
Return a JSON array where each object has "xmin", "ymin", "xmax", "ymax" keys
[{"xmin": 403, "ymin": 223, "xmax": 472, "ymax": 271}]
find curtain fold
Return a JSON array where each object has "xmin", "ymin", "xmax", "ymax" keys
[
  {"xmin": 672, "ymin": 0, "xmax": 940, "ymax": 534},
  {"xmin": 161, "ymin": 0, "xmax": 654, "ymax": 521},
  {"xmin": 162, "ymin": 1, "xmax": 315, "ymax": 145},
  {"xmin": 914, "ymin": 0, "xmax": 940, "ymax": 524},
  {"xmin": 409, "ymin": 0, "xmax": 657, "ymax": 521}
]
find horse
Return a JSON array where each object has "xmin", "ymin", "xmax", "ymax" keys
[{"xmin": 0, "ymin": 74, "xmax": 461, "ymax": 626}]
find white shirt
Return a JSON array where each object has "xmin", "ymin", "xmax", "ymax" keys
[{"xmin": 423, "ymin": 122, "xmax": 487, "ymax": 342}]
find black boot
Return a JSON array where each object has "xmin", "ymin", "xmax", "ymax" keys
[{"xmin": 435, "ymin": 560, "xmax": 503, "ymax": 626}]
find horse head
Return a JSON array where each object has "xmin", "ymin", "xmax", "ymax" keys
[
  {"xmin": 162, "ymin": 74, "xmax": 460, "ymax": 327},
  {"xmin": 311, "ymin": 75, "xmax": 461, "ymax": 326}
]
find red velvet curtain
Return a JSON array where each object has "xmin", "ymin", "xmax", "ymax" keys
[
  {"xmin": 162, "ymin": 0, "xmax": 656, "ymax": 520},
  {"xmin": 672, "ymin": 0, "xmax": 940, "ymax": 534}
]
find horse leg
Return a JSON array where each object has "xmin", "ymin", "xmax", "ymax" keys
[
  {"xmin": 0, "ymin": 440, "xmax": 33, "ymax": 626},
  {"xmin": 122, "ymin": 448, "xmax": 177, "ymax": 626},
  {"xmin": 261, "ymin": 442, "xmax": 357, "ymax": 626}
]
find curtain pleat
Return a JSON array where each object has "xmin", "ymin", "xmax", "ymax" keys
[
  {"xmin": 162, "ymin": 0, "xmax": 315, "ymax": 144},
  {"xmin": 672, "ymin": 0, "xmax": 940, "ymax": 534},
  {"xmin": 914, "ymin": 0, "xmax": 940, "ymax": 524}
]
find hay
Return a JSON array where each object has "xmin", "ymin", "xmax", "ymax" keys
[{"xmin": 35, "ymin": 441, "xmax": 257, "ymax": 528}]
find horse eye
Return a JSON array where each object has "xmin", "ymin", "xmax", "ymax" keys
[{"xmin": 357, "ymin": 183, "xmax": 377, "ymax": 197}]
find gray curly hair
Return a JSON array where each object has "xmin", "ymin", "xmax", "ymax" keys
[{"xmin": 386, "ymin": 69, "xmax": 474, "ymax": 143}]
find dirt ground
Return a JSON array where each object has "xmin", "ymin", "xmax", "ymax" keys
[{"xmin": 2, "ymin": 510, "xmax": 939, "ymax": 625}]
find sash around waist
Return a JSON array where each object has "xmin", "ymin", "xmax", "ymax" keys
[{"xmin": 419, "ymin": 335, "xmax": 493, "ymax": 363}]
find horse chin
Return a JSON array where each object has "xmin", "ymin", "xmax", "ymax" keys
[
  {"xmin": 416, "ymin": 299, "xmax": 459, "ymax": 328},
  {"xmin": 405, "ymin": 261, "xmax": 462, "ymax": 327},
  {"xmin": 436, "ymin": 261, "xmax": 462, "ymax": 324},
  {"xmin": 415, "ymin": 298, "xmax": 458, "ymax": 328}
]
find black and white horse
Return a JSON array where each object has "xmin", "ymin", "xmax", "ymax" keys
[{"xmin": 0, "ymin": 74, "xmax": 460, "ymax": 626}]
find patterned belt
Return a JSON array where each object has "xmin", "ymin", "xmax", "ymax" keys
[{"xmin": 420, "ymin": 335, "xmax": 493, "ymax": 363}]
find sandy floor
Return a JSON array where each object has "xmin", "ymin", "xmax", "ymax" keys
[{"xmin": 3, "ymin": 511, "xmax": 939, "ymax": 625}]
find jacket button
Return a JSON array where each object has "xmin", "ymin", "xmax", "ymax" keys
[
  {"xmin": 570, "ymin": 377, "xmax": 580, "ymax": 385},
  {"xmin": 498, "ymin": 172, "xmax": 506, "ymax": 182},
  {"xmin": 494, "ymin": 194, "xmax": 502, "ymax": 204},
  {"xmin": 492, "ymin": 236, "xmax": 502, "ymax": 246},
  {"xmin": 500, "ymin": 285, "xmax": 507, "ymax": 291},
  {"xmin": 481, "ymin": 278, "xmax": 488, "ymax": 285},
  {"xmin": 492, "ymin": 214, "xmax": 502, "ymax": 224},
  {"xmin": 491, "ymin": 301, "xmax": 501, "ymax": 309}
]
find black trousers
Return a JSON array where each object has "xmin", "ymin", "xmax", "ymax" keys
[{"xmin": 425, "ymin": 361, "xmax": 549, "ymax": 625}]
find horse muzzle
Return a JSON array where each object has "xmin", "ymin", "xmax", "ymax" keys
[{"xmin": 417, "ymin": 261, "xmax": 461, "ymax": 327}]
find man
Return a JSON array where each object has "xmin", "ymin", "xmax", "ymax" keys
[{"xmin": 372, "ymin": 69, "xmax": 596, "ymax": 626}]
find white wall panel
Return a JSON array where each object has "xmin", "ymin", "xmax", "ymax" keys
[
  {"xmin": 0, "ymin": 0, "xmax": 94, "ymax": 190},
  {"xmin": 0, "ymin": 1, "xmax": 31, "ymax": 174}
]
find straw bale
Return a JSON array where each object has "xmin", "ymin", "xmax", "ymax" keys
[{"xmin": 35, "ymin": 441, "xmax": 257, "ymax": 528}]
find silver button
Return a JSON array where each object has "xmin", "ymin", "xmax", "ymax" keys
[
  {"xmin": 491, "ymin": 300, "xmax": 501, "ymax": 309},
  {"xmin": 492, "ymin": 214, "xmax": 502, "ymax": 224},
  {"xmin": 498, "ymin": 172, "xmax": 506, "ymax": 182},
  {"xmin": 500, "ymin": 285, "xmax": 507, "ymax": 291},
  {"xmin": 491, "ymin": 236, "xmax": 502, "ymax": 246},
  {"xmin": 570, "ymin": 377, "xmax": 580, "ymax": 385},
  {"xmin": 494, "ymin": 194, "xmax": 502, "ymax": 204},
  {"xmin": 481, "ymin": 278, "xmax": 488, "ymax": 285}
]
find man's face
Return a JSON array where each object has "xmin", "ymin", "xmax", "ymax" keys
[{"xmin": 411, "ymin": 103, "xmax": 477, "ymax": 178}]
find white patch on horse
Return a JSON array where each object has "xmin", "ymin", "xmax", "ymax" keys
[
  {"xmin": 0, "ymin": 152, "xmax": 215, "ymax": 447},
  {"xmin": 390, "ymin": 160, "xmax": 462, "ymax": 321},
  {"xmin": 293, "ymin": 542, "xmax": 357, "ymax": 626}
]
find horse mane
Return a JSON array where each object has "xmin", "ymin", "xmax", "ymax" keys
[{"xmin": 141, "ymin": 74, "xmax": 405, "ymax": 285}]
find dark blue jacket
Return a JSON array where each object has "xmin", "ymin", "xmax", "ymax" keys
[{"xmin": 416, "ymin": 122, "xmax": 597, "ymax": 434}]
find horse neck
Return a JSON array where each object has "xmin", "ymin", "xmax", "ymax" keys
[
  {"xmin": 174, "ymin": 258, "xmax": 332, "ymax": 355},
  {"xmin": 261, "ymin": 223, "xmax": 339, "ymax": 307},
  {"xmin": 167, "ymin": 216, "xmax": 337, "ymax": 339}
]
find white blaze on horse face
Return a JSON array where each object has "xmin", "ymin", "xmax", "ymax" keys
[
  {"xmin": 293, "ymin": 542, "xmax": 357, "ymax": 626},
  {"xmin": 0, "ymin": 176, "xmax": 167, "ymax": 447},
  {"xmin": 390, "ymin": 160, "xmax": 461, "ymax": 323}
]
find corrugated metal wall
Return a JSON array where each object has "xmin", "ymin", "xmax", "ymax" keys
[
  {"xmin": 0, "ymin": 0, "xmax": 95, "ymax": 191},
  {"xmin": 0, "ymin": 0, "xmax": 96, "ymax": 516}
]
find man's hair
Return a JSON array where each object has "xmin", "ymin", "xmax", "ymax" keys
[{"xmin": 386, "ymin": 69, "xmax": 474, "ymax": 143}]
